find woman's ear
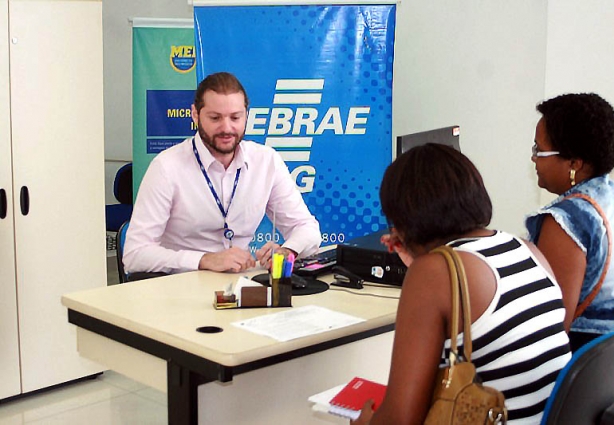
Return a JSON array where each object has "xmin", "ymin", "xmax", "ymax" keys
[
  {"xmin": 394, "ymin": 244, "xmax": 414, "ymax": 268},
  {"xmin": 570, "ymin": 158, "xmax": 583, "ymax": 171},
  {"xmin": 573, "ymin": 157, "xmax": 595, "ymax": 177}
]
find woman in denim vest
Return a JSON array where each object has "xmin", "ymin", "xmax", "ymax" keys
[{"xmin": 526, "ymin": 93, "xmax": 614, "ymax": 352}]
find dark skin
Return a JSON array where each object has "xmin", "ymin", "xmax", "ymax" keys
[
  {"xmin": 535, "ymin": 217, "xmax": 585, "ymax": 330},
  {"xmin": 532, "ymin": 118, "xmax": 594, "ymax": 330},
  {"xmin": 352, "ymin": 229, "xmax": 555, "ymax": 424}
]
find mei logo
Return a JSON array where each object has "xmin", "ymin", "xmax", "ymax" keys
[
  {"xmin": 170, "ymin": 46, "xmax": 195, "ymax": 73},
  {"xmin": 246, "ymin": 79, "xmax": 370, "ymax": 193}
]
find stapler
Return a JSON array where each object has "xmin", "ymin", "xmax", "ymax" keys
[{"xmin": 331, "ymin": 265, "xmax": 364, "ymax": 289}]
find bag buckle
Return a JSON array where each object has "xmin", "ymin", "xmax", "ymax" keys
[
  {"xmin": 488, "ymin": 408, "xmax": 507, "ymax": 424},
  {"xmin": 442, "ymin": 367, "xmax": 453, "ymax": 388}
]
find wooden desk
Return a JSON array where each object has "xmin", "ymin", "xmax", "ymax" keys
[{"xmin": 61, "ymin": 270, "xmax": 400, "ymax": 424}]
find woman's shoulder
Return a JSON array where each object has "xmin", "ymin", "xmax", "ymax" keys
[
  {"xmin": 407, "ymin": 243, "xmax": 498, "ymax": 325},
  {"xmin": 555, "ymin": 193, "xmax": 606, "ymax": 230},
  {"xmin": 529, "ymin": 193, "xmax": 602, "ymax": 233},
  {"xmin": 402, "ymin": 252, "xmax": 454, "ymax": 303},
  {"xmin": 405, "ymin": 252, "xmax": 450, "ymax": 284}
]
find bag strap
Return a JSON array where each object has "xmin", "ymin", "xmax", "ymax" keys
[
  {"xmin": 451, "ymin": 247, "xmax": 472, "ymax": 361},
  {"xmin": 431, "ymin": 245, "xmax": 473, "ymax": 364},
  {"xmin": 563, "ymin": 193, "xmax": 612, "ymax": 319}
]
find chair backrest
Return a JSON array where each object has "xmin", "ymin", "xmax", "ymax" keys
[
  {"xmin": 541, "ymin": 331, "xmax": 614, "ymax": 425},
  {"xmin": 114, "ymin": 163, "xmax": 133, "ymax": 205},
  {"xmin": 116, "ymin": 220, "xmax": 130, "ymax": 283}
]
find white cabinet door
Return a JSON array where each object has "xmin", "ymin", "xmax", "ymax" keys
[
  {"xmin": 9, "ymin": 0, "xmax": 105, "ymax": 392},
  {"xmin": 0, "ymin": 0, "xmax": 22, "ymax": 400}
]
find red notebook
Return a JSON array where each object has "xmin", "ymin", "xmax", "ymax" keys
[{"xmin": 328, "ymin": 377, "xmax": 387, "ymax": 420}]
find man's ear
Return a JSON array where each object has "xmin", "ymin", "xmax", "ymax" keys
[{"xmin": 191, "ymin": 104, "xmax": 199, "ymax": 126}]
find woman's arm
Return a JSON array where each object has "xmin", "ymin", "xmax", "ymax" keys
[
  {"xmin": 366, "ymin": 254, "xmax": 451, "ymax": 424},
  {"xmin": 536, "ymin": 215, "xmax": 586, "ymax": 331}
]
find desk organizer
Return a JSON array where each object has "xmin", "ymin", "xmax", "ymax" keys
[{"xmin": 213, "ymin": 278, "xmax": 292, "ymax": 309}]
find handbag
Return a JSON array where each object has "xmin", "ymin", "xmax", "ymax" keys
[
  {"xmin": 424, "ymin": 245, "xmax": 508, "ymax": 425},
  {"xmin": 563, "ymin": 193, "xmax": 612, "ymax": 320}
]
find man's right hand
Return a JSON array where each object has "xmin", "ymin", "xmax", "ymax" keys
[{"xmin": 198, "ymin": 248, "xmax": 256, "ymax": 272}]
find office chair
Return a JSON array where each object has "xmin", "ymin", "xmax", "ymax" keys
[
  {"xmin": 116, "ymin": 219, "xmax": 168, "ymax": 283},
  {"xmin": 541, "ymin": 331, "xmax": 614, "ymax": 425},
  {"xmin": 116, "ymin": 220, "xmax": 130, "ymax": 283},
  {"xmin": 105, "ymin": 162, "xmax": 133, "ymax": 232}
]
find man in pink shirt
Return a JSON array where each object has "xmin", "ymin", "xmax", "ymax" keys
[{"xmin": 123, "ymin": 72, "xmax": 321, "ymax": 275}]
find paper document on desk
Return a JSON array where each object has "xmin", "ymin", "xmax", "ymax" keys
[{"xmin": 232, "ymin": 305, "xmax": 365, "ymax": 342}]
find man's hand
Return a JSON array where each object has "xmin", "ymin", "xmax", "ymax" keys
[
  {"xmin": 198, "ymin": 247, "xmax": 256, "ymax": 272},
  {"xmin": 255, "ymin": 242, "xmax": 296, "ymax": 269}
]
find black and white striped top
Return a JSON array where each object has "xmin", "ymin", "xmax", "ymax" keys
[{"xmin": 443, "ymin": 231, "xmax": 571, "ymax": 424}]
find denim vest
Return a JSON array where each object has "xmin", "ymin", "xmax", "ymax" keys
[{"xmin": 525, "ymin": 175, "xmax": 614, "ymax": 334}]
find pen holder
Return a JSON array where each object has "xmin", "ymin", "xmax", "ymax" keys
[
  {"xmin": 271, "ymin": 275, "xmax": 292, "ymax": 307},
  {"xmin": 212, "ymin": 273, "xmax": 292, "ymax": 310}
]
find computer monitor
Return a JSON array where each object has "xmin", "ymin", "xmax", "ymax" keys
[{"xmin": 396, "ymin": 125, "xmax": 461, "ymax": 157}]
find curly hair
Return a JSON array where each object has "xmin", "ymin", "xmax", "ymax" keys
[
  {"xmin": 379, "ymin": 143, "xmax": 492, "ymax": 247},
  {"xmin": 537, "ymin": 93, "xmax": 614, "ymax": 176}
]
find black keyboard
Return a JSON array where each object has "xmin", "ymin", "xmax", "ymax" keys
[{"xmin": 293, "ymin": 249, "xmax": 337, "ymax": 277}]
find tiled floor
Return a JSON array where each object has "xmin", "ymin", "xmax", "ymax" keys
[{"xmin": 0, "ymin": 371, "xmax": 167, "ymax": 425}]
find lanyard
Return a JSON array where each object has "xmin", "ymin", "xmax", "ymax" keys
[{"xmin": 192, "ymin": 137, "xmax": 241, "ymax": 243}]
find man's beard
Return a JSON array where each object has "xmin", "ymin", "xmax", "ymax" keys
[{"xmin": 199, "ymin": 126, "xmax": 243, "ymax": 155}]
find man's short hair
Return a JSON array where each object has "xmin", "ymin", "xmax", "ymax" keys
[{"xmin": 194, "ymin": 72, "xmax": 249, "ymax": 112}]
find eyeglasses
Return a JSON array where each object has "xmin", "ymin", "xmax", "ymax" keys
[{"xmin": 532, "ymin": 144, "xmax": 560, "ymax": 158}]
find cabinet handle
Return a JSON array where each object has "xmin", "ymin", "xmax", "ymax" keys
[
  {"xmin": 0, "ymin": 188, "xmax": 6, "ymax": 219},
  {"xmin": 20, "ymin": 186, "xmax": 29, "ymax": 216}
]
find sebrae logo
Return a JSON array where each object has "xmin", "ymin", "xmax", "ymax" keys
[
  {"xmin": 170, "ymin": 45, "xmax": 195, "ymax": 73},
  {"xmin": 246, "ymin": 79, "xmax": 370, "ymax": 194}
]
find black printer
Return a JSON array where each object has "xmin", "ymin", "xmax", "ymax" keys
[{"xmin": 336, "ymin": 229, "xmax": 407, "ymax": 286}]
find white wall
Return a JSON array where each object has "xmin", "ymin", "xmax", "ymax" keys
[
  {"xmin": 545, "ymin": 1, "xmax": 614, "ymax": 102},
  {"xmin": 393, "ymin": 1, "xmax": 548, "ymax": 235},
  {"xmin": 541, "ymin": 0, "xmax": 614, "ymax": 205}
]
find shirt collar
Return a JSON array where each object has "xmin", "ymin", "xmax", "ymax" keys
[
  {"xmin": 234, "ymin": 142, "xmax": 248, "ymax": 170},
  {"xmin": 193, "ymin": 133, "xmax": 249, "ymax": 171}
]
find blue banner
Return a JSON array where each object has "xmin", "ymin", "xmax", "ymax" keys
[
  {"xmin": 194, "ymin": 4, "xmax": 396, "ymax": 248},
  {"xmin": 146, "ymin": 90, "xmax": 195, "ymax": 138}
]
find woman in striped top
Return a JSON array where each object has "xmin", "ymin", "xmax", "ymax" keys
[{"xmin": 353, "ymin": 144, "xmax": 571, "ymax": 425}]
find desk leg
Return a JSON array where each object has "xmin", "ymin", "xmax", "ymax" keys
[{"xmin": 167, "ymin": 360, "xmax": 206, "ymax": 425}]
